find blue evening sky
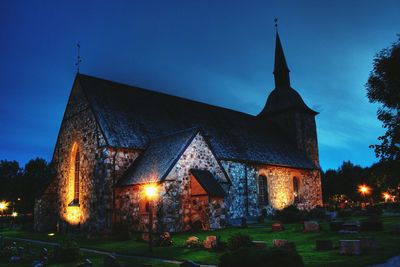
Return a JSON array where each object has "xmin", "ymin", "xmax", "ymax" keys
[{"xmin": 0, "ymin": 0, "xmax": 399, "ymax": 170}]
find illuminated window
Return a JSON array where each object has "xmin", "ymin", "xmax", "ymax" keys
[
  {"xmin": 68, "ymin": 144, "xmax": 80, "ymax": 207},
  {"xmin": 258, "ymin": 175, "xmax": 269, "ymax": 206},
  {"xmin": 74, "ymin": 148, "xmax": 80, "ymax": 201},
  {"xmin": 293, "ymin": 177, "xmax": 300, "ymax": 203}
]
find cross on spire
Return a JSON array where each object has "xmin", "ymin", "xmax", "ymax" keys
[{"xmin": 75, "ymin": 42, "xmax": 82, "ymax": 73}]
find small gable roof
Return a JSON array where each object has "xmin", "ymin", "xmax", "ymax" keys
[
  {"xmin": 190, "ymin": 169, "xmax": 226, "ymax": 197},
  {"xmin": 76, "ymin": 73, "xmax": 317, "ymax": 169},
  {"xmin": 119, "ymin": 128, "xmax": 199, "ymax": 186}
]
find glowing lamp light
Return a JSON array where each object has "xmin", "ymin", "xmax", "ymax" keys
[
  {"xmin": 382, "ymin": 192, "xmax": 392, "ymax": 202},
  {"xmin": 143, "ymin": 184, "xmax": 159, "ymax": 200},
  {"xmin": 0, "ymin": 201, "xmax": 9, "ymax": 212},
  {"xmin": 11, "ymin": 212, "xmax": 18, "ymax": 217},
  {"xmin": 358, "ymin": 184, "xmax": 371, "ymax": 196},
  {"xmin": 48, "ymin": 233, "xmax": 55, "ymax": 236}
]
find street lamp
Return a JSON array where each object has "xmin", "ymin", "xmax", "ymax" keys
[
  {"xmin": 0, "ymin": 201, "xmax": 9, "ymax": 214},
  {"xmin": 143, "ymin": 183, "xmax": 159, "ymax": 253},
  {"xmin": 358, "ymin": 184, "xmax": 371, "ymax": 207}
]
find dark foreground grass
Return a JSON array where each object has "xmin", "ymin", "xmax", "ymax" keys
[{"xmin": 1, "ymin": 215, "xmax": 400, "ymax": 267}]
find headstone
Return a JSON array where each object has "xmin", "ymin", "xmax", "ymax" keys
[
  {"xmin": 103, "ymin": 254, "xmax": 122, "ymax": 267},
  {"xmin": 359, "ymin": 237, "xmax": 377, "ymax": 251},
  {"xmin": 339, "ymin": 240, "xmax": 361, "ymax": 255},
  {"xmin": 304, "ymin": 221, "xmax": 320, "ymax": 232},
  {"xmin": 186, "ymin": 236, "xmax": 200, "ymax": 248},
  {"xmin": 316, "ymin": 240, "xmax": 333, "ymax": 250},
  {"xmin": 158, "ymin": 232, "xmax": 172, "ymax": 246},
  {"xmin": 272, "ymin": 222, "xmax": 284, "ymax": 232},
  {"xmin": 342, "ymin": 221, "xmax": 360, "ymax": 232},
  {"xmin": 203, "ymin": 236, "xmax": 217, "ymax": 249},
  {"xmin": 272, "ymin": 239, "xmax": 288, "ymax": 248},
  {"xmin": 252, "ymin": 241, "xmax": 267, "ymax": 249},
  {"xmin": 180, "ymin": 261, "xmax": 200, "ymax": 267},
  {"xmin": 141, "ymin": 233, "xmax": 150, "ymax": 242}
]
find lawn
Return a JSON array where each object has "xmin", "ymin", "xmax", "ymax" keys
[{"xmin": 1, "ymin": 214, "xmax": 400, "ymax": 267}]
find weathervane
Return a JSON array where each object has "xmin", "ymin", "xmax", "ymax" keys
[
  {"xmin": 274, "ymin": 18, "xmax": 278, "ymax": 30},
  {"xmin": 75, "ymin": 42, "xmax": 82, "ymax": 73}
]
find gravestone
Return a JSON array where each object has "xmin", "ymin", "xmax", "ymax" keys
[
  {"xmin": 316, "ymin": 240, "xmax": 333, "ymax": 250},
  {"xmin": 272, "ymin": 222, "xmax": 284, "ymax": 231},
  {"xmin": 339, "ymin": 240, "xmax": 361, "ymax": 255},
  {"xmin": 272, "ymin": 239, "xmax": 288, "ymax": 248},
  {"xmin": 203, "ymin": 236, "xmax": 217, "ymax": 249},
  {"xmin": 252, "ymin": 241, "xmax": 267, "ymax": 249},
  {"xmin": 359, "ymin": 237, "xmax": 377, "ymax": 251},
  {"xmin": 304, "ymin": 221, "xmax": 320, "ymax": 232}
]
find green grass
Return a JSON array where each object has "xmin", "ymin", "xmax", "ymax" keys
[{"xmin": 1, "ymin": 215, "xmax": 400, "ymax": 267}]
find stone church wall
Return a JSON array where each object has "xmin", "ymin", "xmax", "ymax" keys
[
  {"xmin": 115, "ymin": 132, "xmax": 229, "ymax": 232},
  {"xmin": 34, "ymin": 83, "xmax": 140, "ymax": 232},
  {"xmin": 220, "ymin": 161, "xmax": 259, "ymax": 220}
]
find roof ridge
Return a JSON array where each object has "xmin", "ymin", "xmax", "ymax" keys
[{"xmin": 77, "ymin": 73, "xmax": 255, "ymax": 118}]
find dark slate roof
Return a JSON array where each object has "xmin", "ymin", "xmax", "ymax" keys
[
  {"xmin": 190, "ymin": 169, "xmax": 226, "ymax": 197},
  {"xmin": 258, "ymin": 87, "xmax": 318, "ymax": 116},
  {"xmin": 120, "ymin": 128, "xmax": 198, "ymax": 186},
  {"xmin": 76, "ymin": 73, "xmax": 317, "ymax": 169}
]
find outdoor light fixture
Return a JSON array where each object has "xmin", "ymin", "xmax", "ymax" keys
[
  {"xmin": 11, "ymin": 211, "xmax": 18, "ymax": 217},
  {"xmin": 358, "ymin": 184, "xmax": 371, "ymax": 196},
  {"xmin": 0, "ymin": 201, "xmax": 9, "ymax": 213},
  {"xmin": 142, "ymin": 183, "xmax": 159, "ymax": 253},
  {"xmin": 144, "ymin": 184, "xmax": 158, "ymax": 200},
  {"xmin": 382, "ymin": 192, "xmax": 393, "ymax": 202}
]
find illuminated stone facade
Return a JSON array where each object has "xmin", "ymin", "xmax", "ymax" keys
[{"xmin": 34, "ymin": 31, "xmax": 323, "ymax": 233}]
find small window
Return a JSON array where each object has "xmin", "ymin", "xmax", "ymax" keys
[
  {"xmin": 293, "ymin": 177, "xmax": 300, "ymax": 203},
  {"xmin": 258, "ymin": 175, "xmax": 269, "ymax": 206}
]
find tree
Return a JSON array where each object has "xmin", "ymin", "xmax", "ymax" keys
[{"xmin": 366, "ymin": 36, "xmax": 400, "ymax": 161}]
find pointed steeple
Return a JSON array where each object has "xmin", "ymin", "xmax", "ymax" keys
[{"xmin": 273, "ymin": 30, "xmax": 291, "ymax": 88}]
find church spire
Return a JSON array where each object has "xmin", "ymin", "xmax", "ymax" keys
[{"xmin": 273, "ymin": 21, "xmax": 290, "ymax": 88}]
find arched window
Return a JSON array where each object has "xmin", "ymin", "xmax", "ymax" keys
[
  {"xmin": 68, "ymin": 144, "xmax": 80, "ymax": 207},
  {"xmin": 74, "ymin": 147, "xmax": 80, "ymax": 201},
  {"xmin": 293, "ymin": 177, "xmax": 300, "ymax": 203},
  {"xmin": 258, "ymin": 175, "xmax": 269, "ymax": 206}
]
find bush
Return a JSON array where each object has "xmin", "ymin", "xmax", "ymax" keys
[
  {"xmin": 306, "ymin": 206, "xmax": 326, "ymax": 220},
  {"xmin": 185, "ymin": 236, "xmax": 201, "ymax": 248},
  {"xmin": 276, "ymin": 205, "xmax": 305, "ymax": 223},
  {"xmin": 219, "ymin": 247, "xmax": 304, "ymax": 267},
  {"xmin": 54, "ymin": 238, "xmax": 81, "ymax": 263},
  {"xmin": 361, "ymin": 216, "xmax": 383, "ymax": 231},
  {"xmin": 366, "ymin": 205, "xmax": 383, "ymax": 216},
  {"xmin": 210, "ymin": 236, "xmax": 227, "ymax": 252},
  {"xmin": 113, "ymin": 225, "xmax": 132, "ymax": 241},
  {"xmin": 330, "ymin": 221, "xmax": 343, "ymax": 231},
  {"xmin": 337, "ymin": 209, "xmax": 352, "ymax": 218},
  {"xmin": 227, "ymin": 233, "xmax": 253, "ymax": 251}
]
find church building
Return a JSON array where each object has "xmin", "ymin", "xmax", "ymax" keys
[{"xmin": 34, "ymin": 31, "xmax": 322, "ymax": 233}]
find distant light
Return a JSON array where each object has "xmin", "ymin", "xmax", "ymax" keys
[
  {"xmin": 358, "ymin": 184, "xmax": 371, "ymax": 196},
  {"xmin": 0, "ymin": 201, "xmax": 9, "ymax": 212},
  {"xmin": 48, "ymin": 233, "xmax": 55, "ymax": 236},
  {"xmin": 17, "ymin": 198, "xmax": 21, "ymax": 201},
  {"xmin": 382, "ymin": 192, "xmax": 393, "ymax": 202},
  {"xmin": 11, "ymin": 212, "xmax": 18, "ymax": 217}
]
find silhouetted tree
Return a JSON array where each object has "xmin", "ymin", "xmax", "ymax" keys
[
  {"xmin": 366, "ymin": 36, "xmax": 400, "ymax": 161},
  {"xmin": 0, "ymin": 160, "xmax": 22, "ymax": 201}
]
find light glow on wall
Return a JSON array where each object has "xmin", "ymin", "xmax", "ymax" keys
[{"xmin": 63, "ymin": 142, "xmax": 86, "ymax": 225}]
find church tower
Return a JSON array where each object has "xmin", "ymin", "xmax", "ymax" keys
[{"xmin": 258, "ymin": 30, "xmax": 320, "ymax": 167}]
